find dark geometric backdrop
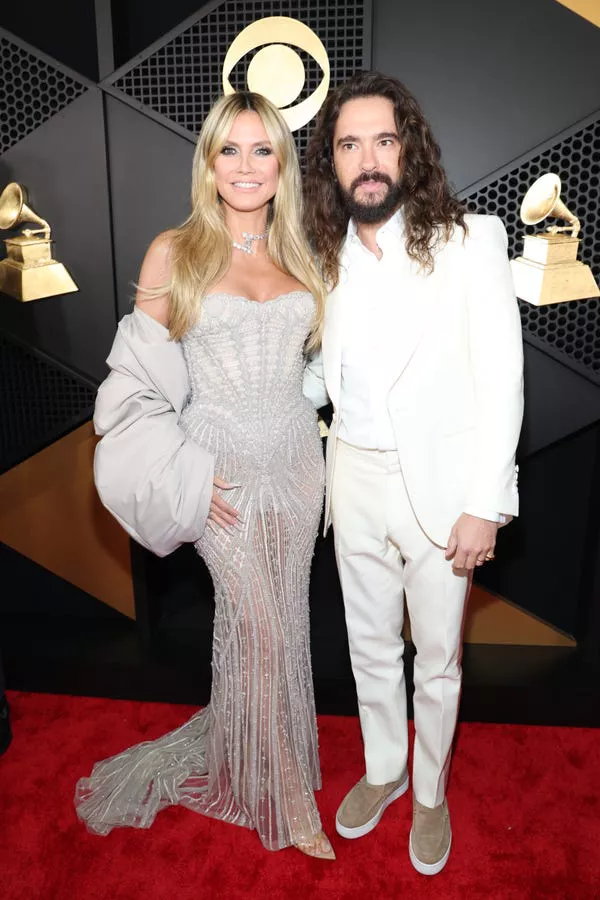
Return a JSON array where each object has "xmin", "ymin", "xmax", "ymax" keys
[
  {"xmin": 0, "ymin": 33, "xmax": 88, "ymax": 154},
  {"xmin": 2, "ymin": 0, "xmax": 600, "ymax": 645},
  {"xmin": 0, "ymin": 0, "xmax": 370, "ymax": 466},
  {"xmin": 464, "ymin": 114, "xmax": 600, "ymax": 380},
  {"xmin": 108, "ymin": 0, "xmax": 369, "ymax": 162},
  {"xmin": 3, "ymin": 1, "xmax": 600, "ymax": 383}
]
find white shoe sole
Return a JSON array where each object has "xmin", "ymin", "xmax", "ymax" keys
[
  {"xmin": 335, "ymin": 775, "xmax": 410, "ymax": 839},
  {"xmin": 409, "ymin": 828, "xmax": 452, "ymax": 875}
]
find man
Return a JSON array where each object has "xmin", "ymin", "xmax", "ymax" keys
[{"xmin": 303, "ymin": 72, "xmax": 523, "ymax": 875}]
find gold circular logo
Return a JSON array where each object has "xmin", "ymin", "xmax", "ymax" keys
[{"xmin": 222, "ymin": 16, "xmax": 330, "ymax": 132}]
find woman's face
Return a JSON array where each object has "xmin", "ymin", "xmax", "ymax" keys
[{"xmin": 213, "ymin": 110, "xmax": 280, "ymax": 214}]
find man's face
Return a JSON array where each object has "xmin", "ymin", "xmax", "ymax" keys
[{"xmin": 332, "ymin": 96, "xmax": 403, "ymax": 224}]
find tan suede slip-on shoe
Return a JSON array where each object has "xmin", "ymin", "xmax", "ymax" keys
[
  {"xmin": 335, "ymin": 770, "xmax": 409, "ymax": 839},
  {"xmin": 409, "ymin": 797, "xmax": 452, "ymax": 876}
]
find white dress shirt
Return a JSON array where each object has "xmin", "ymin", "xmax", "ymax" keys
[
  {"xmin": 338, "ymin": 211, "xmax": 409, "ymax": 450},
  {"xmin": 337, "ymin": 211, "xmax": 504, "ymax": 525}
]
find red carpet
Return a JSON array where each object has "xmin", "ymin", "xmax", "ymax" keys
[{"xmin": 1, "ymin": 691, "xmax": 599, "ymax": 900}]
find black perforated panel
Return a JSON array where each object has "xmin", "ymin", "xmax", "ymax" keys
[
  {"xmin": 110, "ymin": 0, "xmax": 367, "ymax": 160},
  {"xmin": 463, "ymin": 118, "xmax": 600, "ymax": 374},
  {"xmin": 0, "ymin": 35, "xmax": 88, "ymax": 155},
  {"xmin": 0, "ymin": 335, "xmax": 96, "ymax": 473}
]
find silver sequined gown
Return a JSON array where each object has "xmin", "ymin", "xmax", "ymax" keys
[{"xmin": 75, "ymin": 291, "xmax": 325, "ymax": 850}]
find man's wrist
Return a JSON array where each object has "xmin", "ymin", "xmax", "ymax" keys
[{"xmin": 463, "ymin": 507, "xmax": 504, "ymax": 524}]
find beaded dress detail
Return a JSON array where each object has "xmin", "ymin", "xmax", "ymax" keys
[{"xmin": 75, "ymin": 291, "xmax": 325, "ymax": 850}]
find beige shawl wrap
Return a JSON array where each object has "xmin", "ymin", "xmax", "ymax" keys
[{"xmin": 93, "ymin": 307, "xmax": 214, "ymax": 557}]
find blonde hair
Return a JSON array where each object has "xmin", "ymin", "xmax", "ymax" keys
[{"xmin": 152, "ymin": 92, "xmax": 325, "ymax": 352}]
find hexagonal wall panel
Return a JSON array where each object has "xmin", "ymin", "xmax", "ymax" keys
[
  {"xmin": 464, "ymin": 116, "xmax": 600, "ymax": 376},
  {"xmin": 0, "ymin": 34, "xmax": 88, "ymax": 154}
]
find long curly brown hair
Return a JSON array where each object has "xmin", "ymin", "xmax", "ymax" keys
[{"xmin": 304, "ymin": 71, "xmax": 466, "ymax": 287}]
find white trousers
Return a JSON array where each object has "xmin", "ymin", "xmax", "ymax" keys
[{"xmin": 331, "ymin": 439, "xmax": 471, "ymax": 809}]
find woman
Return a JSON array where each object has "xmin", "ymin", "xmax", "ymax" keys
[{"xmin": 75, "ymin": 92, "xmax": 334, "ymax": 859}]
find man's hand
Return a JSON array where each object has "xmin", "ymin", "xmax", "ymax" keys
[{"xmin": 445, "ymin": 513, "xmax": 499, "ymax": 573}]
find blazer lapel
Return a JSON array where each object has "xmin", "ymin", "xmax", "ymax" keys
[
  {"xmin": 390, "ymin": 268, "xmax": 439, "ymax": 384},
  {"xmin": 322, "ymin": 236, "xmax": 450, "ymax": 403}
]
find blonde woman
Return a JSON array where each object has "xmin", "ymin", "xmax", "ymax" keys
[{"xmin": 75, "ymin": 92, "xmax": 334, "ymax": 859}]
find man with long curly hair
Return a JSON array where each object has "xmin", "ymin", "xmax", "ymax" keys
[{"xmin": 303, "ymin": 72, "xmax": 524, "ymax": 875}]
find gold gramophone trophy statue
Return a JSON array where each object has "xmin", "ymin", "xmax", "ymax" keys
[
  {"xmin": 0, "ymin": 183, "xmax": 78, "ymax": 302},
  {"xmin": 510, "ymin": 173, "xmax": 599, "ymax": 306}
]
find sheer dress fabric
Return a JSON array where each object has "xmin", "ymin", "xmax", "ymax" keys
[{"xmin": 75, "ymin": 291, "xmax": 325, "ymax": 850}]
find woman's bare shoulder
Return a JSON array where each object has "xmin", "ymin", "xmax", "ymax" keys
[{"xmin": 135, "ymin": 230, "xmax": 178, "ymax": 326}]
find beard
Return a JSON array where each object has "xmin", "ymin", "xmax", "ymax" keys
[{"xmin": 340, "ymin": 171, "xmax": 405, "ymax": 224}]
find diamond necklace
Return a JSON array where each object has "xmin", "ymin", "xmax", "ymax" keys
[{"xmin": 232, "ymin": 230, "xmax": 268, "ymax": 255}]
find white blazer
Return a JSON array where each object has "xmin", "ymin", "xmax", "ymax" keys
[{"xmin": 304, "ymin": 214, "xmax": 524, "ymax": 547}]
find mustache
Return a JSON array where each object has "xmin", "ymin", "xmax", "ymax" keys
[{"xmin": 350, "ymin": 172, "xmax": 394, "ymax": 191}]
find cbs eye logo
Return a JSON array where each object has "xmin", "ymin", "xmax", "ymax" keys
[{"xmin": 222, "ymin": 17, "xmax": 330, "ymax": 131}]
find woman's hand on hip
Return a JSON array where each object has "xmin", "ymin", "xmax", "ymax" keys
[{"xmin": 208, "ymin": 476, "xmax": 242, "ymax": 530}]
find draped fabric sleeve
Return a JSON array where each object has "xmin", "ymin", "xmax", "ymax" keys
[
  {"xmin": 463, "ymin": 215, "xmax": 523, "ymax": 517},
  {"xmin": 93, "ymin": 307, "xmax": 215, "ymax": 557}
]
